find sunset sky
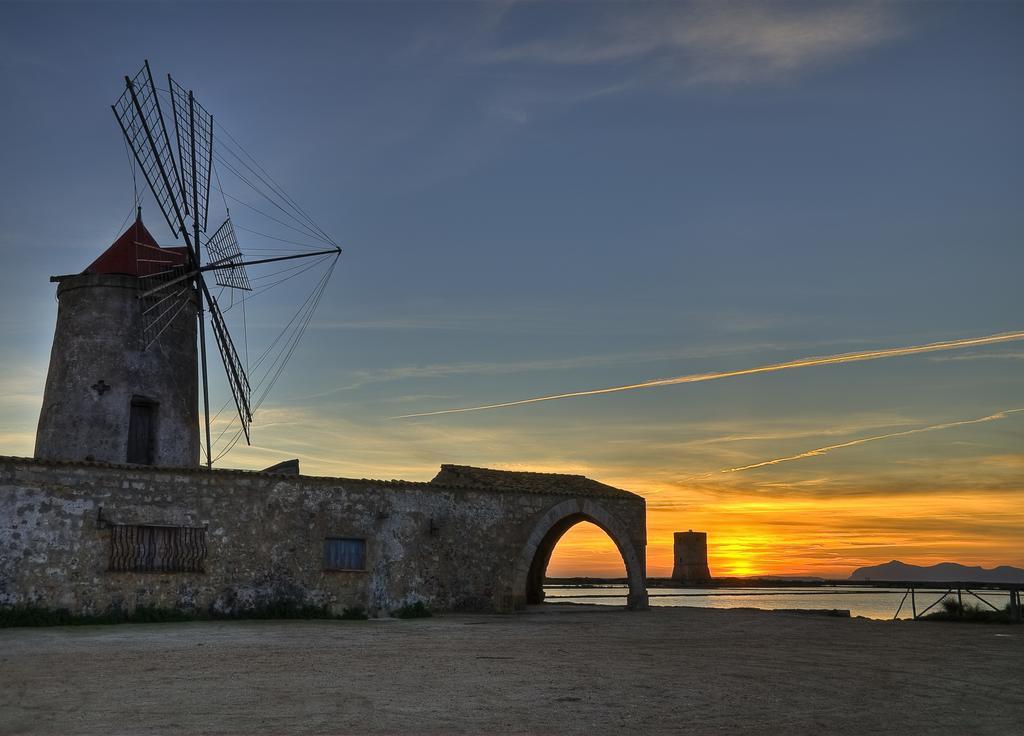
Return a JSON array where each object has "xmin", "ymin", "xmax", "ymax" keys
[{"xmin": 1, "ymin": 1, "xmax": 1021, "ymax": 578}]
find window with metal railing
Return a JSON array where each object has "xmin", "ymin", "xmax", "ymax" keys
[{"xmin": 108, "ymin": 523, "xmax": 207, "ymax": 573}]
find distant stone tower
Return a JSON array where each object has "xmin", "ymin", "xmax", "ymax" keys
[
  {"xmin": 672, "ymin": 530, "xmax": 712, "ymax": 583},
  {"xmin": 34, "ymin": 218, "xmax": 200, "ymax": 467}
]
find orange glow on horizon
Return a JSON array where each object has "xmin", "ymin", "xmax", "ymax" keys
[
  {"xmin": 545, "ymin": 488, "xmax": 1024, "ymax": 580},
  {"xmin": 546, "ymin": 522, "xmax": 626, "ymax": 578}
]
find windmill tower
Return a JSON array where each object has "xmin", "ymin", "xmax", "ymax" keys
[
  {"xmin": 35, "ymin": 61, "xmax": 340, "ymax": 468},
  {"xmin": 35, "ymin": 216, "xmax": 200, "ymax": 466}
]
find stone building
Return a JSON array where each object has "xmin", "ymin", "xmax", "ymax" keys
[
  {"xmin": 0, "ymin": 223, "xmax": 649, "ymax": 616},
  {"xmin": 672, "ymin": 530, "xmax": 712, "ymax": 584},
  {"xmin": 0, "ymin": 458, "xmax": 648, "ymax": 614}
]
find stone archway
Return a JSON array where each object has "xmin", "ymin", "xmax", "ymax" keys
[{"xmin": 514, "ymin": 499, "xmax": 648, "ymax": 611}]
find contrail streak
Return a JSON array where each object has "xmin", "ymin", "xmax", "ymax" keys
[
  {"xmin": 391, "ymin": 330, "xmax": 1024, "ymax": 419},
  {"xmin": 719, "ymin": 408, "xmax": 1024, "ymax": 474}
]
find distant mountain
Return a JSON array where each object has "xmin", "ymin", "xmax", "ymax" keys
[{"xmin": 849, "ymin": 560, "xmax": 1024, "ymax": 584}]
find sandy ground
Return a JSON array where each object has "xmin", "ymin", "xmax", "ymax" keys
[{"xmin": 1, "ymin": 605, "xmax": 1021, "ymax": 736}]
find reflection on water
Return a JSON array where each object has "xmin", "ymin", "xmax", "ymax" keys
[{"xmin": 543, "ymin": 585, "xmax": 1013, "ymax": 620}]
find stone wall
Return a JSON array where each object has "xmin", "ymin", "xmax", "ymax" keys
[{"xmin": 0, "ymin": 457, "xmax": 647, "ymax": 616}]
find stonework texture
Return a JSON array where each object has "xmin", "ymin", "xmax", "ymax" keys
[{"xmin": 0, "ymin": 458, "xmax": 647, "ymax": 616}]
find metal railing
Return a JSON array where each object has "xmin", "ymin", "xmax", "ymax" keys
[
  {"xmin": 891, "ymin": 582, "xmax": 1023, "ymax": 622},
  {"xmin": 108, "ymin": 523, "xmax": 207, "ymax": 573}
]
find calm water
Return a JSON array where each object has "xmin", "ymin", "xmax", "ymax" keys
[{"xmin": 543, "ymin": 585, "xmax": 1013, "ymax": 620}]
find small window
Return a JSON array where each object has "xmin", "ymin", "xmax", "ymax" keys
[
  {"xmin": 324, "ymin": 538, "xmax": 366, "ymax": 571},
  {"xmin": 109, "ymin": 524, "xmax": 206, "ymax": 573}
]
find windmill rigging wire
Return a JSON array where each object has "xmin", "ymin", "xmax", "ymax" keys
[
  {"xmin": 246, "ymin": 257, "xmax": 332, "ymax": 284},
  {"xmin": 111, "ymin": 202, "xmax": 136, "ymax": 244},
  {"xmin": 245, "ymin": 254, "xmax": 332, "ymax": 292},
  {"xmin": 204, "ymin": 263, "xmax": 327, "ymax": 425},
  {"xmin": 218, "ymin": 254, "xmax": 333, "ymax": 315},
  {"xmin": 209, "ymin": 258, "xmax": 337, "ymax": 458},
  {"xmin": 213, "ymin": 132, "xmax": 322, "ymax": 234},
  {"xmin": 124, "ymin": 134, "xmax": 138, "ymax": 212},
  {"xmin": 212, "ymin": 158, "xmax": 230, "ymax": 216},
  {"xmin": 215, "ymin": 120, "xmax": 337, "ymax": 246},
  {"xmin": 253, "ymin": 259, "xmax": 337, "ymax": 409},
  {"xmin": 155, "ymin": 86, "xmax": 336, "ymax": 249},
  {"xmin": 233, "ymin": 223, "xmax": 328, "ymax": 251},
  {"xmin": 143, "ymin": 90, "xmax": 341, "ymax": 464},
  {"xmin": 242, "ymin": 290, "xmax": 249, "ymax": 375},
  {"xmin": 212, "ymin": 151, "xmax": 330, "ymax": 245},
  {"xmin": 149, "ymin": 87, "xmax": 311, "ymax": 245},
  {"xmin": 212, "ymin": 186, "xmax": 331, "ymax": 244},
  {"xmin": 211, "ymin": 259, "xmax": 337, "ymax": 462},
  {"xmin": 236, "ymin": 247, "xmax": 326, "ymax": 253},
  {"xmin": 110, "ymin": 136, "xmax": 140, "ymax": 241},
  {"xmin": 213, "ymin": 142, "xmax": 333, "ymax": 246},
  {"xmin": 207, "ymin": 252, "xmax": 339, "ymax": 445},
  {"xmin": 201, "ymin": 264, "xmax": 329, "ymax": 448},
  {"xmin": 240, "ymin": 260, "xmax": 335, "ymax": 389}
]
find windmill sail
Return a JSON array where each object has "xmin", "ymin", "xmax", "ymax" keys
[
  {"xmin": 137, "ymin": 248, "xmax": 194, "ymax": 351},
  {"xmin": 205, "ymin": 219, "xmax": 252, "ymax": 291},
  {"xmin": 206, "ymin": 292, "xmax": 252, "ymax": 444},
  {"xmin": 113, "ymin": 60, "xmax": 340, "ymax": 464},
  {"xmin": 112, "ymin": 62, "xmax": 188, "ymax": 237},
  {"xmin": 169, "ymin": 75, "xmax": 214, "ymax": 235}
]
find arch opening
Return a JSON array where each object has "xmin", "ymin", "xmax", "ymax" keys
[
  {"xmin": 546, "ymin": 520, "xmax": 627, "ymax": 579},
  {"xmin": 515, "ymin": 499, "xmax": 648, "ymax": 611},
  {"xmin": 528, "ymin": 514, "xmax": 602, "ymax": 604}
]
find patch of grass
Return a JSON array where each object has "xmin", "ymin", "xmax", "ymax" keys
[
  {"xmin": 0, "ymin": 605, "xmax": 195, "ymax": 628},
  {"xmin": 340, "ymin": 606, "xmax": 369, "ymax": 620},
  {"xmin": 921, "ymin": 597, "xmax": 1018, "ymax": 624},
  {"xmin": 0, "ymin": 602, "xmax": 366, "ymax": 628},
  {"xmin": 392, "ymin": 601, "xmax": 432, "ymax": 619},
  {"xmin": 128, "ymin": 605, "xmax": 195, "ymax": 623},
  {"xmin": 212, "ymin": 602, "xmax": 338, "ymax": 621}
]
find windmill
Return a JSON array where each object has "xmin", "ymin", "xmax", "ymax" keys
[{"xmin": 111, "ymin": 60, "xmax": 341, "ymax": 468}]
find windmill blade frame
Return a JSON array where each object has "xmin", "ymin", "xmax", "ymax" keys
[
  {"xmin": 112, "ymin": 61, "xmax": 188, "ymax": 238},
  {"xmin": 112, "ymin": 60, "xmax": 340, "ymax": 465},
  {"xmin": 206, "ymin": 290, "xmax": 253, "ymax": 444},
  {"xmin": 139, "ymin": 276, "xmax": 193, "ymax": 351},
  {"xmin": 169, "ymin": 75, "xmax": 214, "ymax": 235},
  {"xmin": 133, "ymin": 240, "xmax": 195, "ymax": 351},
  {"xmin": 205, "ymin": 218, "xmax": 252, "ymax": 291}
]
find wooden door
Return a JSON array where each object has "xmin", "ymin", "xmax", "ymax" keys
[{"xmin": 127, "ymin": 399, "xmax": 155, "ymax": 464}]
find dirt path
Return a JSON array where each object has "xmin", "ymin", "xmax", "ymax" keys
[{"xmin": 1, "ymin": 605, "xmax": 1021, "ymax": 735}]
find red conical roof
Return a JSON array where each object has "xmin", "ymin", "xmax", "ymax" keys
[{"xmin": 85, "ymin": 217, "xmax": 189, "ymax": 277}]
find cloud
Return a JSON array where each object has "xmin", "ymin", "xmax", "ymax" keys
[
  {"xmin": 307, "ymin": 312, "xmax": 543, "ymax": 333},
  {"xmin": 680, "ymin": 413, "xmax": 922, "ymax": 447},
  {"xmin": 717, "ymin": 408, "xmax": 1024, "ymax": 474},
  {"xmin": 293, "ymin": 338, "xmax": 807, "ymax": 401},
  {"xmin": 486, "ymin": 1, "xmax": 905, "ymax": 86},
  {"xmin": 927, "ymin": 351, "xmax": 1024, "ymax": 363},
  {"xmin": 393, "ymin": 329, "xmax": 1024, "ymax": 418}
]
